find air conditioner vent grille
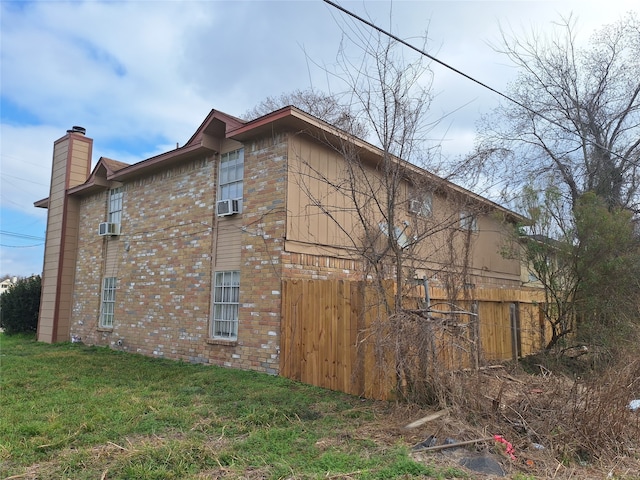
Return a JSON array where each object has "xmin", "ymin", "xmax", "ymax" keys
[
  {"xmin": 98, "ymin": 222, "xmax": 120, "ymax": 236},
  {"xmin": 216, "ymin": 199, "xmax": 240, "ymax": 217}
]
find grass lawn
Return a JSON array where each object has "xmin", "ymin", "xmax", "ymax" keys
[{"xmin": 0, "ymin": 334, "xmax": 465, "ymax": 479}]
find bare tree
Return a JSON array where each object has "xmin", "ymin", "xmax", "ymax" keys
[
  {"xmin": 472, "ymin": 13, "xmax": 640, "ymax": 213},
  {"xmin": 471, "ymin": 13, "xmax": 640, "ymax": 354},
  {"xmin": 279, "ymin": 26, "xmax": 486, "ymax": 401},
  {"xmin": 243, "ymin": 88, "xmax": 367, "ymax": 137}
]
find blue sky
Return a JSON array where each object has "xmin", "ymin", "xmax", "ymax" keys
[{"xmin": 1, "ymin": 0, "xmax": 636, "ymax": 277}]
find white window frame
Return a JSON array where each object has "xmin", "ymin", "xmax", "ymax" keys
[
  {"xmin": 211, "ymin": 271, "xmax": 240, "ymax": 340},
  {"xmin": 460, "ymin": 210, "xmax": 478, "ymax": 232},
  {"xmin": 218, "ymin": 149, "xmax": 244, "ymax": 208},
  {"xmin": 409, "ymin": 194, "xmax": 433, "ymax": 217},
  {"xmin": 100, "ymin": 277, "xmax": 117, "ymax": 328},
  {"xmin": 108, "ymin": 187, "xmax": 124, "ymax": 225}
]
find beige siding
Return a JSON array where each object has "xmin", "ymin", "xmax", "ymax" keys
[
  {"xmin": 104, "ymin": 238, "xmax": 121, "ymax": 277},
  {"xmin": 287, "ymin": 136, "xmax": 367, "ymax": 251},
  {"xmin": 68, "ymin": 137, "xmax": 92, "ymax": 188},
  {"xmin": 286, "ymin": 134, "xmax": 521, "ymax": 287},
  {"xmin": 214, "ymin": 216, "xmax": 242, "ymax": 270},
  {"xmin": 38, "ymin": 133, "xmax": 92, "ymax": 343}
]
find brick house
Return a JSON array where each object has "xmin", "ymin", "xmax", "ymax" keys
[{"xmin": 35, "ymin": 106, "xmax": 525, "ymax": 376}]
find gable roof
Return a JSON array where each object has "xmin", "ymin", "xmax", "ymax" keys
[
  {"xmin": 228, "ymin": 106, "xmax": 526, "ymax": 222},
  {"xmin": 101, "ymin": 157, "xmax": 130, "ymax": 173},
  {"xmin": 34, "ymin": 106, "xmax": 526, "ymax": 223},
  {"xmin": 87, "ymin": 157, "xmax": 130, "ymax": 184},
  {"xmin": 183, "ymin": 109, "xmax": 246, "ymax": 148}
]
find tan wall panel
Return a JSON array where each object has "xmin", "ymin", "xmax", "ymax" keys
[
  {"xmin": 53, "ymin": 141, "xmax": 69, "ymax": 159},
  {"xmin": 220, "ymin": 138, "xmax": 244, "ymax": 155},
  {"xmin": 39, "ymin": 133, "xmax": 92, "ymax": 343},
  {"xmin": 287, "ymin": 136, "xmax": 368, "ymax": 249},
  {"xmin": 286, "ymin": 135, "xmax": 521, "ymax": 285},
  {"xmin": 52, "ymin": 169, "xmax": 67, "ymax": 183},
  {"xmin": 215, "ymin": 216, "xmax": 242, "ymax": 270},
  {"xmin": 38, "ymin": 332, "xmax": 53, "ymax": 343},
  {"xmin": 69, "ymin": 172, "xmax": 88, "ymax": 185},
  {"xmin": 104, "ymin": 239, "xmax": 121, "ymax": 277}
]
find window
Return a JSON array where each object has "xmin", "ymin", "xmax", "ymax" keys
[
  {"xmin": 108, "ymin": 187, "xmax": 124, "ymax": 225},
  {"xmin": 100, "ymin": 277, "xmax": 117, "ymax": 328},
  {"xmin": 460, "ymin": 211, "xmax": 478, "ymax": 231},
  {"xmin": 212, "ymin": 271, "xmax": 240, "ymax": 340},
  {"xmin": 409, "ymin": 194, "xmax": 432, "ymax": 217},
  {"xmin": 219, "ymin": 149, "xmax": 244, "ymax": 203}
]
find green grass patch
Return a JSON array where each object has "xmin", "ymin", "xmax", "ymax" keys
[{"xmin": 0, "ymin": 334, "xmax": 465, "ymax": 479}]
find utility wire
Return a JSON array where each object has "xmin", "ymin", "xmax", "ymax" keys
[
  {"xmin": 1, "ymin": 243, "xmax": 44, "ymax": 248},
  {"xmin": 0, "ymin": 230, "xmax": 45, "ymax": 241},
  {"xmin": 1, "ymin": 173, "xmax": 49, "ymax": 187},
  {"xmin": 322, "ymin": 0, "xmax": 634, "ymax": 164}
]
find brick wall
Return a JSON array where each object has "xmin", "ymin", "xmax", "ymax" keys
[
  {"xmin": 71, "ymin": 156, "xmax": 216, "ymax": 364},
  {"xmin": 71, "ymin": 191, "xmax": 108, "ymax": 344},
  {"xmin": 235, "ymin": 134, "xmax": 288, "ymax": 374},
  {"xmin": 282, "ymin": 252, "xmax": 365, "ymax": 281},
  {"xmin": 70, "ymin": 137, "xmax": 293, "ymax": 375}
]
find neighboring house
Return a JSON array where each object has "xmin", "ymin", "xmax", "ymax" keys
[
  {"xmin": 0, "ymin": 277, "xmax": 17, "ymax": 295},
  {"xmin": 34, "ymin": 107, "xmax": 526, "ymax": 376},
  {"xmin": 519, "ymin": 234, "xmax": 564, "ymax": 288}
]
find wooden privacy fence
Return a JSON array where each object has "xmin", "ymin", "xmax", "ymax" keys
[{"xmin": 280, "ymin": 279, "xmax": 548, "ymax": 400}]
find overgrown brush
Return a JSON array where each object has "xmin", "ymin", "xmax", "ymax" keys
[
  {"xmin": 364, "ymin": 311, "xmax": 640, "ymax": 466},
  {"xmin": 364, "ymin": 310, "xmax": 480, "ymax": 405},
  {"xmin": 443, "ymin": 355, "xmax": 640, "ymax": 464}
]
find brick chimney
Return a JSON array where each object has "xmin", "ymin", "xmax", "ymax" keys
[{"xmin": 37, "ymin": 127, "xmax": 92, "ymax": 343}]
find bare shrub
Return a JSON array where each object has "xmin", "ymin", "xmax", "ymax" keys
[
  {"xmin": 364, "ymin": 309, "xmax": 479, "ymax": 406},
  {"xmin": 435, "ymin": 355, "xmax": 640, "ymax": 465}
]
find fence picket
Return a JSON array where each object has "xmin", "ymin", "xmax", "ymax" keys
[{"xmin": 280, "ymin": 279, "xmax": 546, "ymax": 400}]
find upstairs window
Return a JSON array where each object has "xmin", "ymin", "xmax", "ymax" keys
[
  {"xmin": 409, "ymin": 194, "xmax": 433, "ymax": 217},
  {"xmin": 460, "ymin": 210, "xmax": 478, "ymax": 232},
  {"xmin": 219, "ymin": 149, "xmax": 244, "ymax": 202},
  {"xmin": 108, "ymin": 187, "xmax": 123, "ymax": 225}
]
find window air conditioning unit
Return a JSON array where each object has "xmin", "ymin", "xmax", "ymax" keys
[
  {"xmin": 216, "ymin": 199, "xmax": 240, "ymax": 217},
  {"xmin": 98, "ymin": 222, "xmax": 121, "ymax": 236}
]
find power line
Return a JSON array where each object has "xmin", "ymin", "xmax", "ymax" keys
[
  {"xmin": 0, "ymin": 230, "xmax": 45, "ymax": 241},
  {"xmin": 0, "ymin": 173, "xmax": 49, "ymax": 187},
  {"xmin": 322, "ymin": 0, "xmax": 634, "ymax": 165},
  {"xmin": 0, "ymin": 243, "xmax": 44, "ymax": 248}
]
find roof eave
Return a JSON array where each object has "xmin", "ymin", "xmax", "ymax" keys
[
  {"xmin": 34, "ymin": 197, "xmax": 49, "ymax": 209},
  {"xmin": 229, "ymin": 106, "xmax": 526, "ymax": 223},
  {"xmin": 105, "ymin": 142, "xmax": 215, "ymax": 183}
]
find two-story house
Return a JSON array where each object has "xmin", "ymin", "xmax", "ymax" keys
[{"xmin": 35, "ymin": 106, "xmax": 525, "ymax": 379}]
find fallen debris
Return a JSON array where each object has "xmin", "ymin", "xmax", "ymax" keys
[
  {"xmin": 413, "ymin": 436, "xmax": 494, "ymax": 453},
  {"xmin": 403, "ymin": 409, "xmax": 449, "ymax": 430},
  {"xmin": 459, "ymin": 456, "xmax": 505, "ymax": 477}
]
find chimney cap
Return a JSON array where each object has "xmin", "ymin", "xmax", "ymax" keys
[{"xmin": 67, "ymin": 126, "xmax": 86, "ymax": 135}]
